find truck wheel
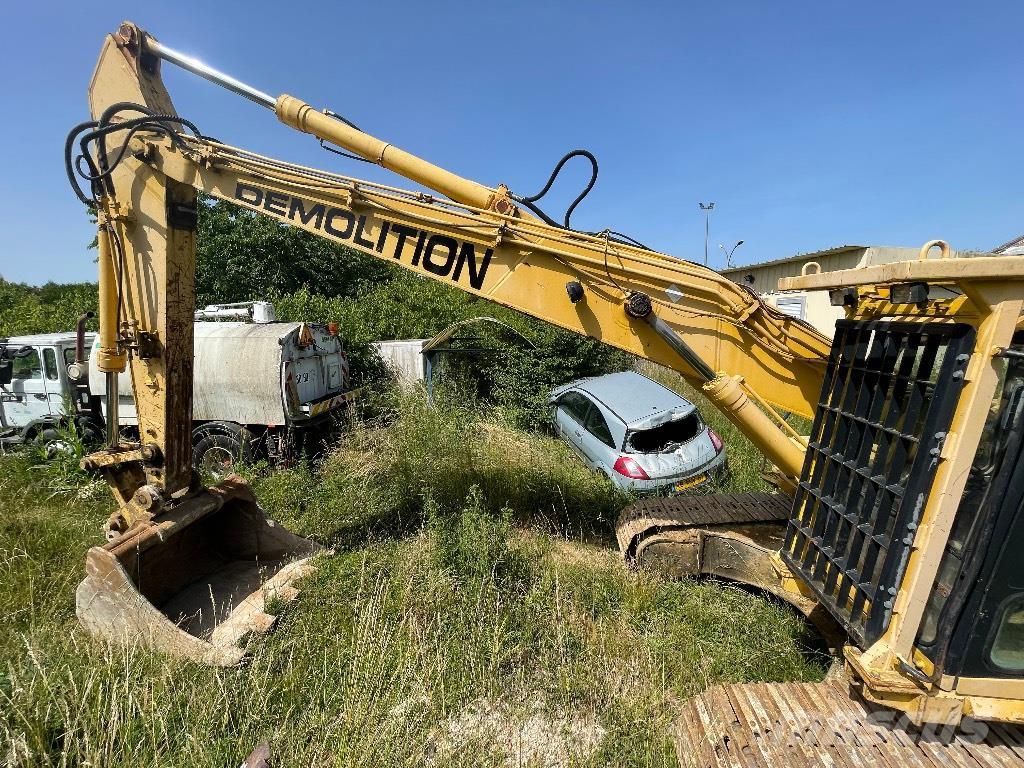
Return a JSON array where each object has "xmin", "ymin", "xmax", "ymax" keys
[
  {"xmin": 193, "ymin": 432, "xmax": 247, "ymax": 478},
  {"xmin": 38, "ymin": 428, "xmax": 73, "ymax": 459},
  {"xmin": 79, "ymin": 422, "xmax": 103, "ymax": 448}
]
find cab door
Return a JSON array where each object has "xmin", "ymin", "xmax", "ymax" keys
[
  {"xmin": 2, "ymin": 348, "xmax": 51, "ymax": 428},
  {"xmin": 42, "ymin": 347, "xmax": 70, "ymax": 415}
]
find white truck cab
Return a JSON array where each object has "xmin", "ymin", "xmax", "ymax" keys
[{"xmin": 0, "ymin": 332, "xmax": 96, "ymax": 446}]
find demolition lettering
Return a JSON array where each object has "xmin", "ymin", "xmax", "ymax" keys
[{"xmin": 234, "ymin": 182, "xmax": 492, "ymax": 290}]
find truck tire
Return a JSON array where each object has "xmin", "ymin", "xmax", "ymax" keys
[
  {"xmin": 38, "ymin": 428, "xmax": 73, "ymax": 459},
  {"xmin": 192, "ymin": 425, "xmax": 254, "ymax": 478}
]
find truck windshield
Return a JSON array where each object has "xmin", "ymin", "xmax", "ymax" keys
[{"xmin": 627, "ymin": 413, "xmax": 702, "ymax": 453}]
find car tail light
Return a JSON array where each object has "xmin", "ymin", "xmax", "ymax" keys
[
  {"xmin": 708, "ymin": 428, "xmax": 724, "ymax": 454},
  {"xmin": 613, "ymin": 456, "xmax": 650, "ymax": 480}
]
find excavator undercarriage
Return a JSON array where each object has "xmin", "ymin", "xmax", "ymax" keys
[
  {"xmin": 674, "ymin": 678, "xmax": 1024, "ymax": 767},
  {"xmin": 616, "ymin": 492, "xmax": 845, "ymax": 648}
]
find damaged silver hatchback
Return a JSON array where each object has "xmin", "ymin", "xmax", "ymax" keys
[{"xmin": 549, "ymin": 371, "xmax": 728, "ymax": 493}]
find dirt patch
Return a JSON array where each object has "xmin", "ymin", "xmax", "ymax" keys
[{"xmin": 426, "ymin": 698, "xmax": 605, "ymax": 768}]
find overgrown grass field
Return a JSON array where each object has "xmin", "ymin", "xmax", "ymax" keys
[{"xmin": 0, "ymin": 383, "xmax": 826, "ymax": 767}]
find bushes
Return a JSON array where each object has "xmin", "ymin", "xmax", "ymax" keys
[
  {"xmin": 0, "ymin": 279, "xmax": 97, "ymax": 337},
  {"xmin": 272, "ymin": 276, "xmax": 634, "ymax": 428}
]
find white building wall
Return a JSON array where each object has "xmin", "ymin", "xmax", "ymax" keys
[{"xmin": 372, "ymin": 340, "xmax": 427, "ymax": 384}]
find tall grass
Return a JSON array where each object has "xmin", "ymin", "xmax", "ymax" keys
[{"xmin": 0, "ymin": 390, "xmax": 826, "ymax": 767}]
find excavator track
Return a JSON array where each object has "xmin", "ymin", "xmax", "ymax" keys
[
  {"xmin": 615, "ymin": 492, "xmax": 846, "ymax": 646},
  {"xmin": 616, "ymin": 492, "xmax": 791, "ymax": 566},
  {"xmin": 673, "ymin": 679, "xmax": 1024, "ymax": 767}
]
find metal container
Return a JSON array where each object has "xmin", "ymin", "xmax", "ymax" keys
[{"xmin": 90, "ymin": 321, "xmax": 349, "ymax": 427}]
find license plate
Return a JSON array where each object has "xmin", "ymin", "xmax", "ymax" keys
[{"xmin": 674, "ymin": 474, "xmax": 708, "ymax": 493}]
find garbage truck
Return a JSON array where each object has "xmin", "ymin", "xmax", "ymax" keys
[{"xmin": 0, "ymin": 302, "xmax": 355, "ymax": 472}]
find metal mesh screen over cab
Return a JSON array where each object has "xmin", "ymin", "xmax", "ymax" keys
[{"xmin": 782, "ymin": 320, "xmax": 976, "ymax": 647}]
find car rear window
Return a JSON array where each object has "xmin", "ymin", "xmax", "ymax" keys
[{"xmin": 628, "ymin": 413, "xmax": 702, "ymax": 453}]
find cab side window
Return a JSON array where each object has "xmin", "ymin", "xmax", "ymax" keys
[
  {"xmin": 43, "ymin": 348, "xmax": 59, "ymax": 381},
  {"xmin": 990, "ymin": 596, "xmax": 1024, "ymax": 672},
  {"xmin": 12, "ymin": 350, "xmax": 41, "ymax": 380}
]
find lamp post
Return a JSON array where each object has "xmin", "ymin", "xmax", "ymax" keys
[
  {"xmin": 699, "ymin": 202, "xmax": 715, "ymax": 265},
  {"xmin": 719, "ymin": 240, "xmax": 745, "ymax": 268}
]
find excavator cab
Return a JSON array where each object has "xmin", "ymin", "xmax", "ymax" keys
[
  {"xmin": 772, "ymin": 260, "xmax": 1024, "ymax": 724},
  {"xmin": 914, "ymin": 338, "xmax": 1024, "ymax": 682}
]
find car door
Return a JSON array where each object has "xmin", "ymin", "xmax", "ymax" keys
[
  {"xmin": 2, "ymin": 348, "xmax": 51, "ymax": 428},
  {"xmin": 553, "ymin": 391, "xmax": 591, "ymax": 458},
  {"xmin": 578, "ymin": 399, "xmax": 620, "ymax": 473}
]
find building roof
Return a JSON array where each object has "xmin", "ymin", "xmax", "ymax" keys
[
  {"xmin": 721, "ymin": 245, "xmax": 869, "ymax": 276},
  {"xmin": 993, "ymin": 235, "xmax": 1024, "ymax": 256}
]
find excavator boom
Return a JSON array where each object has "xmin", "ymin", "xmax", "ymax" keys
[{"xmin": 76, "ymin": 20, "xmax": 829, "ymax": 666}]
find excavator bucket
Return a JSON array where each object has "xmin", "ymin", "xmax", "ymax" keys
[{"xmin": 75, "ymin": 476, "xmax": 320, "ymax": 666}]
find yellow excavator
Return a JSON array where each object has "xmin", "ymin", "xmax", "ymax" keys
[{"xmin": 71, "ymin": 21, "xmax": 1024, "ymax": 766}]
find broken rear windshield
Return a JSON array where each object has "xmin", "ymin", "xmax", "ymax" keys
[{"xmin": 627, "ymin": 414, "xmax": 702, "ymax": 453}]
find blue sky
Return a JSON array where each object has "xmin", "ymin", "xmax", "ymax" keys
[{"xmin": 1, "ymin": 1, "xmax": 1020, "ymax": 284}]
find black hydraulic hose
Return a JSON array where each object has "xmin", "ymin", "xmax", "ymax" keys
[
  {"xmin": 510, "ymin": 149, "xmax": 651, "ymax": 251},
  {"xmin": 518, "ymin": 198, "xmax": 561, "ymax": 228},
  {"xmin": 65, "ymin": 120, "xmax": 100, "ymax": 205},
  {"xmin": 515, "ymin": 149, "xmax": 598, "ymax": 229},
  {"xmin": 66, "ymin": 104, "xmax": 203, "ymax": 204}
]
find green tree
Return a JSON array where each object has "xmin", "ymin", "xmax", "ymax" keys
[
  {"xmin": 0, "ymin": 279, "xmax": 97, "ymax": 337},
  {"xmin": 195, "ymin": 198, "xmax": 394, "ymax": 306}
]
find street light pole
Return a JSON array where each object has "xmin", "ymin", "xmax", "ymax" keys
[
  {"xmin": 699, "ymin": 202, "xmax": 715, "ymax": 265},
  {"xmin": 719, "ymin": 240, "xmax": 745, "ymax": 268}
]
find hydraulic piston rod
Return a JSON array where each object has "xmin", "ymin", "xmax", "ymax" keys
[
  {"xmin": 641, "ymin": 307, "xmax": 804, "ymax": 481},
  {"xmin": 143, "ymin": 37, "xmax": 277, "ymax": 109},
  {"xmin": 142, "ymin": 34, "xmax": 497, "ymax": 211}
]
